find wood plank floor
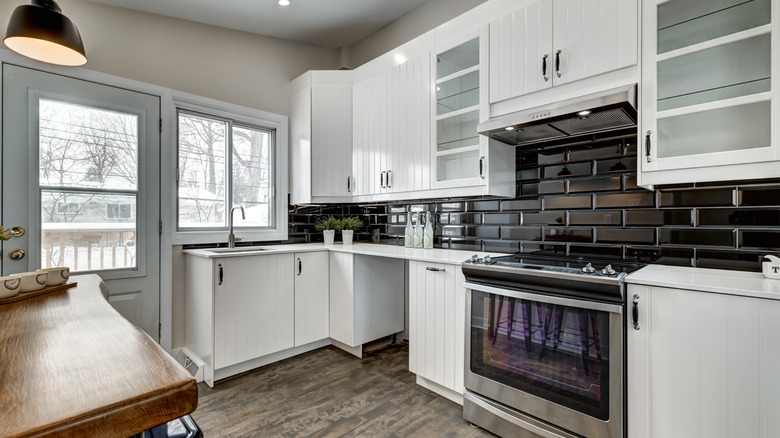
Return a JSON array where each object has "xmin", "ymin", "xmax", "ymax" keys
[{"xmin": 191, "ymin": 345, "xmax": 496, "ymax": 437}]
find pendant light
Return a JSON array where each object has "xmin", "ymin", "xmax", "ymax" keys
[{"xmin": 4, "ymin": 0, "xmax": 87, "ymax": 66}]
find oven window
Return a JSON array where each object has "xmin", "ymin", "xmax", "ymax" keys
[{"xmin": 470, "ymin": 290, "xmax": 611, "ymax": 420}]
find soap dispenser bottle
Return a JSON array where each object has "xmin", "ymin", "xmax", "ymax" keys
[
  {"xmin": 423, "ymin": 212, "xmax": 433, "ymax": 249},
  {"xmin": 404, "ymin": 212, "xmax": 413, "ymax": 248}
]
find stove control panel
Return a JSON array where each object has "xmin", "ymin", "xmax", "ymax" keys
[{"xmin": 467, "ymin": 254, "xmax": 496, "ymax": 265}]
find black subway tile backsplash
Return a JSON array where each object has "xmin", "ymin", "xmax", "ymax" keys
[{"xmin": 288, "ymin": 134, "xmax": 780, "ymax": 272}]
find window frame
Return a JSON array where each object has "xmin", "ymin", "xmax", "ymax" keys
[{"xmin": 171, "ymin": 97, "xmax": 288, "ymax": 245}]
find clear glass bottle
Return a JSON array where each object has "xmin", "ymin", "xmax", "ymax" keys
[
  {"xmin": 404, "ymin": 212, "xmax": 413, "ymax": 248},
  {"xmin": 423, "ymin": 212, "xmax": 433, "ymax": 249},
  {"xmin": 413, "ymin": 212, "xmax": 423, "ymax": 248}
]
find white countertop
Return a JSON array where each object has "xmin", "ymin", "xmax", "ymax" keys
[
  {"xmin": 626, "ymin": 264, "xmax": 780, "ymax": 301},
  {"xmin": 183, "ymin": 242, "xmax": 508, "ymax": 265}
]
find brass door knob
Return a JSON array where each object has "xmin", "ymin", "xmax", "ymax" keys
[
  {"xmin": 8, "ymin": 249, "xmax": 25, "ymax": 260},
  {"xmin": 8, "ymin": 227, "xmax": 24, "ymax": 237}
]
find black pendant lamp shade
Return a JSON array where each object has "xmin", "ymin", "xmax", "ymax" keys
[{"xmin": 4, "ymin": 0, "xmax": 87, "ymax": 66}]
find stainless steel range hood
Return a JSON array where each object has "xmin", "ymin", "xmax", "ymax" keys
[{"xmin": 478, "ymin": 84, "xmax": 637, "ymax": 147}]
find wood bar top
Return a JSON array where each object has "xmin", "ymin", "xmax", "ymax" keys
[{"xmin": 0, "ymin": 275, "xmax": 197, "ymax": 438}]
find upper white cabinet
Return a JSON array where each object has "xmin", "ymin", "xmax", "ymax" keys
[
  {"xmin": 488, "ymin": 0, "xmax": 638, "ymax": 103},
  {"xmin": 432, "ymin": 27, "xmax": 516, "ymax": 197},
  {"xmin": 638, "ymin": 0, "xmax": 780, "ymax": 187},
  {"xmin": 627, "ymin": 284, "xmax": 780, "ymax": 438},
  {"xmin": 290, "ymin": 71, "xmax": 353, "ymax": 204},
  {"xmin": 353, "ymin": 45, "xmax": 433, "ymax": 198}
]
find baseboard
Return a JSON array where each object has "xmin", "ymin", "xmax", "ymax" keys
[{"xmin": 415, "ymin": 375, "xmax": 464, "ymax": 405}]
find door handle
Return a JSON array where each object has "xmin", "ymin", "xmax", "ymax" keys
[
  {"xmin": 555, "ymin": 50, "xmax": 562, "ymax": 78},
  {"xmin": 645, "ymin": 130, "xmax": 652, "ymax": 163},
  {"xmin": 542, "ymin": 54, "xmax": 549, "ymax": 82},
  {"xmin": 380, "ymin": 171, "xmax": 386, "ymax": 189},
  {"xmin": 218, "ymin": 263, "xmax": 224, "ymax": 285},
  {"xmin": 347, "ymin": 176, "xmax": 351, "ymax": 193},
  {"xmin": 297, "ymin": 257, "xmax": 302, "ymax": 276},
  {"xmin": 386, "ymin": 170, "xmax": 392, "ymax": 188},
  {"xmin": 8, "ymin": 249, "xmax": 25, "ymax": 260},
  {"xmin": 632, "ymin": 294, "xmax": 640, "ymax": 330},
  {"xmin": 426, "ymin": 266, "xmax": 445, "ymax": 272}
]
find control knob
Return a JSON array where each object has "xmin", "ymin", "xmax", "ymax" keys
[
  {"xmin": 483, "ymin": 255, "xmax": 492, "ymax": 264},
  {"xmin": 470, "ymin": 254, "xmax": 480, "ymax": 263},
  {"xmin": 601, "ymin": 264, "xmax": 617, "ymax": 276},
  {"xmin": 581, "ymin": 263, "xmax": 596, "ymax": 274}
]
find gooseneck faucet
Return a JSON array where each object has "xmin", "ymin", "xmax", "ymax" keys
[{"xmin": 228, "ymin": 206, "xmax": 245, "ymax": 248}]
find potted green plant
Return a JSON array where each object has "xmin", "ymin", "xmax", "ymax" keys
[
  {"xmin": 340, "ymin": 217, "xmax": 364, "ymax": 245},
  {"xmin": 314, "ymin": 216, "xmax": 342, "ymax": 245}
]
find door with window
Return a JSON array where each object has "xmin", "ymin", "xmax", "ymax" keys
[{"xmin": 2, "ymin": 64, "xmax": 161, "ymax": 340}]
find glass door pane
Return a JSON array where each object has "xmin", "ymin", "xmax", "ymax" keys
[{"xmin": 38, "ymin": 99, "xmax": 140, "ymax": 272}]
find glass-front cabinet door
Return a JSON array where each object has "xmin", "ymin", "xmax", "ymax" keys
[
  {"xmin": 434, "ymin": 30, "xmax": 489, "ymax": 188},
  {"xmin": 639, "ymin": 0, "xmax": 779, "ymax": 187}
]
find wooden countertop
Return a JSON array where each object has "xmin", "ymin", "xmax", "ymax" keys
[{"xmin": 0, "ymin": 274, "xmax": 197, "ymax": 438}]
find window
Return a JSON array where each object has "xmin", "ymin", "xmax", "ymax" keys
[
  {"xmin": 176, "ymin": 109, "xmax": 277, "ymax": 234},
  {"xmin": 107, "ymin": 203, "xmax": 134, "ymax": 219}
]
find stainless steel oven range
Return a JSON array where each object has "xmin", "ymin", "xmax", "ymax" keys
[{"xmin": 462, "ymin": 253, "xmax": 644, "ymax": 438}]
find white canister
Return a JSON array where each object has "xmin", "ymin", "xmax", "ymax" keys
[
  {"xmin": 36, "ymin": 267, "xmax": 70, "ymax": 286},
  {"xmin": 11, "ymin": 272, "xmax": 48, "ymax": 292},
  {"xmin": 762, "ymin": 255, "xmax": 780, "ymax": 280},
  {"xmin": 0, "ymin": 276, "xmax": 21, "ymax": 299}
]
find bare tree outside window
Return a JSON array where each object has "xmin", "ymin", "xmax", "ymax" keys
[
  {"xmin": 177, "ymin": 111, "xmax": 273, "ymax": 230},
  {"xmin": 39, "ymin": 99, "xmax": 139, "ymax": 272}
]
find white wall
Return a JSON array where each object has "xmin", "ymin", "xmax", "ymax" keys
[
  {"xmin": 348, "ymin": 0, "xmax": 488, "ymax": 68},
  {"xmin": 0, "ymin": 0, "xmax": 339, "ymax": 116}
]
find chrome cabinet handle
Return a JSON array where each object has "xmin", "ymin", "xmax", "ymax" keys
[
  {"xmin": 297, "ymin": 257, "xmax": 302, "ymax": 276},
  {"xmin": 645, "ymin": 130, "xmax": 652, "ymax": 163},
  {"xmin": 632, "ymin": 294, "xmax": 640, "ymax": 330},
  {"xmin": 479, "ymin": 156, "xmax": 485, "ymax": 179},
  {"xmin": 426, "ymin": 267, "xmax": 445, "ymax": 272},
  {"xmin": 380, "ymin": 171, "xmax": 386, "ymax": 188},
  {"xmin": 542, "ymin": 54, "xmax": 549, "ymax": 82},
  {"xmin": 555, "ymin": 50, "xmax": 562, "ymax": 78},
  {"xmin": 218, "ymin": 263, "xmax": 224, "ymax": 285},
  {"xmin": 386, "ymin": 170, "xmax": 392, "ymax": 188}
]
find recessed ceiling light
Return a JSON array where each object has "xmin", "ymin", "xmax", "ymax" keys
[
  {"xmin": 577, "ymin": 110, "xmax": 592, "ymax": 117},
  {"xmin": 278, "ymin": 0, "xmax": 290, "ymax": 5},
  {"xmin": 505, "ymin": 126, "xmax": 515, "ymax": 131}
]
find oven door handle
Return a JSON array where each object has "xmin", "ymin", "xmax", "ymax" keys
[{"xmin": 464, "ymin": 281, "xmax": 623, "ymax": 314}]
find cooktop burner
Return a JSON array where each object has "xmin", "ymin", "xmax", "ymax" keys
[{"xmin": 464, "ymin": 252, "xmax": 645, "ymax": 278}]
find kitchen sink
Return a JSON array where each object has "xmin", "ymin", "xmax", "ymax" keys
[{"xmin": 205, "ymin": 247, "xmax": 270, "ymax": 254}]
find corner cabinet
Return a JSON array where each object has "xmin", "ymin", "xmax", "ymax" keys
[
  {"xmin": 290, "ymin": 71, "xmax": 354, "ymax": 204},
  {"xmin": 408, "ymin": 260, "xmax": 466, "ymax": 403},
  {"xmin": 638, "ymin": 0, "xmax": 780, "ymax": 187},
  {"xmin": 488, "ymin": 0, "xmax": 638, "ymax": 103},
  {"xmin": 432, "ymin": 27, "xmax": 515, "ymax": 197},
  {"xmin": 627, "ymin": 284, "xmax": 780, "ymax": 438}
]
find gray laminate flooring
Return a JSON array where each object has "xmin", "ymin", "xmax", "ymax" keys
[{"xmin": 191, "ymin": 344, "xmax": 496, "ymax": 437}]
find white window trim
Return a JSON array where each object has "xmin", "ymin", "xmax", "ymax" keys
[{"xmin": 170, "ymin": 94, "xmax": 288, "ymax": 245}]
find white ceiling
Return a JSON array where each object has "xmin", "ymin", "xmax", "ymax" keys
[{"xmin": 84, "ymin": 0, "xmax": 430, "ymax": 48}]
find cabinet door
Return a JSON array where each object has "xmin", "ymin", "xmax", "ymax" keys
[
  {"xmin": 552, "ymin": 0, "xmax": 637, "ymax": 86},
  {"xmin": 328, "ymin": 251, "xmax": 355, "ymax": 346},
  {"xmin": 638, "ymin": 0, "xmax": 775, "ymax": 185},
  {"xmin": 214, "ymin": 254, "xmax": 295, "ymax": 369},
  {"xmin": 311, "ymin": 74, "xmax": 353, "ymax": 198},
  {"xmin": 488, "ymin": 0, "xmax": 553, "ymax": 103},
  {"xmin": 294, "ymin": 252, "xmax": 329, "ymax": 346},
  {"xmin": 628, "ymin": 285, "xmax": 780, "ymax": 438},
  {"xmin": 408, "ymin": 261, "xmax": 465, "ymax": 394},
  {"xmin": 388, "ymin": 51, "xmax": 433, "ymax": 193},
  {"xmin": 352, "ymin": 72, "xmax": 387, "ymax": 196}
]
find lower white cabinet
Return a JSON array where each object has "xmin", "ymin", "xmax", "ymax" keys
[
  {"xmin": 628, "ymin": 284, "xmax": 780, "ymax": 438},
  {"xmin": 408, "ymin": 260, "xmax": 465, "ymax": 402},
  {"xmin": 329, "ymin": 252, "xmax": 404, "ymax": 355},
  {"xmin": 294, "ymin": 251, "xmax": 329, "ymax": 346}
]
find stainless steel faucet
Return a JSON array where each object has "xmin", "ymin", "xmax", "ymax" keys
[{"xmin": 228, "ymin": 206, "xmax": 245, "ymax": 248}]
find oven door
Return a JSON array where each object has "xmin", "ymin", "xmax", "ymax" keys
[{"xmin": 464, "ymin": 282, "xmax": 623, "ymax": 438}]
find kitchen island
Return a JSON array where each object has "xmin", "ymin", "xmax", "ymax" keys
[{"xmin": 0, "ymin": 274, "xmax": 197, "ymax": 438}]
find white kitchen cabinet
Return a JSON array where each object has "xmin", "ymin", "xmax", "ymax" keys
[
  {"xmin": 432, "ymin": 27, "xmax": 516, "ymax": 197},
  {"xmin": 488, "ymin": 0, "xmax": 638, "ymax": 103},
  {"xmin": 290, "ymin": 70, "xmax": 353, "ymax": 204},
  {"xmin": 627, "ymin": 284, "xmax": 780, "ymax": 438},
  {"xmin": 329, "ymin": 252, "xmax": 405, "ymax": 356},
  {"xmin": 638, "ymin": 0, "xmax": 780, "ymax": 187},
  {"xmin": 408, "ymin": 260, "xmax": 466, "ymax": 403},
  {"xmin": 352, "ymin": 70, "xmax": 387, "ymax": 197},
  {"xmin": 185, "ymin": 253, "xmax": 296, "ymax": 386},
  {"xmin": 294, "ymin": 251, "xmax": 329, "ymax": 347}
]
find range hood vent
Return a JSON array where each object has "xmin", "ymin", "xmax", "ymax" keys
[{"xmin": 478, "ymin": 85, "xmax": 637, "ymax": 147}]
